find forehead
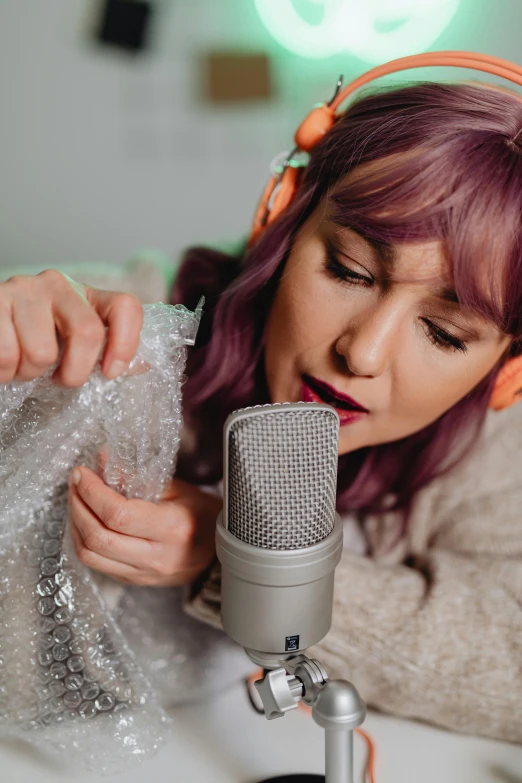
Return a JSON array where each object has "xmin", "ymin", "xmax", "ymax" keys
[{"xmin": 327, "ymin": 222, "xmax": 452, "ymax": 284}]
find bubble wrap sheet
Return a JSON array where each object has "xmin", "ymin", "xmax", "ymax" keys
[{"xmin": 0, "ymin": 300, "xmax": 250, "ymax": 774}]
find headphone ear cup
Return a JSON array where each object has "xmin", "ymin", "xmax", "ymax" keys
[{"xmin": 489, "ymin": 355, "xmax": 522, "ymax": 410}]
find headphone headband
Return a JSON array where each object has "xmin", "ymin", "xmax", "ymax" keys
[{"xmin": 329, "ymin": 52, "xmax": 522, "ymax": 113}]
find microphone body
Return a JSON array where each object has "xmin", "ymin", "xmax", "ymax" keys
[
  {"xmin": 216, "ymin": 513, "xmax": 342, "ymax": 668},
  {"xmin": 216, "ymin": 402, "xmax": 342, "ymax": 669}
]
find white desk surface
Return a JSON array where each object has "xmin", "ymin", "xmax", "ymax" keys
[{"xmin": 1, "ymin": 681, "xmax": 521, "ymax": 782}]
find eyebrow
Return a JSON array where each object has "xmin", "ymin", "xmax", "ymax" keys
[
  {"xmin": 330, "ymin": 222, "xmax": 396, "ymax": 266},
  {"xmin": 433, "ymin": 285, "xmax": 459, "ymax": 304},
  {"xmin": 330, "ymin": 223, "xmax": 460, "ymax": 305}
]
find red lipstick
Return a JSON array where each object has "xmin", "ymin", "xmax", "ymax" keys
[{"xmin": 301, "ymin": 375, "xmax": 369, "ymax": 426}]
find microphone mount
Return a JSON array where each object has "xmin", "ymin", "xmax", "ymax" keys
[{"xmin": 253, "ymin": 654, "xmax": 366, "ymax": 783}]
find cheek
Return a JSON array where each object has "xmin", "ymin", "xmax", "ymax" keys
[
  {"xmin": 264, "ymin": 286, "xmax": 297, "ymax": 400},
  {"xmin": 265, "ymin": 272, "xmax": 341, "ymax": 399},
  {"xmin": 265, "ymin": 279, "xmax": 307, "ymax": 376},
  {"xmin": 392, "ymin": 350, "xmax": 497, "ymax": 428}
]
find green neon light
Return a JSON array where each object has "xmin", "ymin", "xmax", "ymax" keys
[{"xmin": 253, "ymin": 0, "xmax": 460, "ymax": 63}]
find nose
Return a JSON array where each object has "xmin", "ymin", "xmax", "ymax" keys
[{"xmin": 334, "ymin": 298, "xmax": 403, "ymax": 378}]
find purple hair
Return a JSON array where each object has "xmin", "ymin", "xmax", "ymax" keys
[{"xmin": 172, "ymin": 82, "xmax": 522, "ymax": 533}]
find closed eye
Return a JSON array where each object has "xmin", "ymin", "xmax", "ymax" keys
[
  {"xmin": 324, "ymin": 251, "xmax": 374, "ymax": 286},
  {"xmin": 422, "ymin": 319, "xmax": 468, "ymax": 353}
]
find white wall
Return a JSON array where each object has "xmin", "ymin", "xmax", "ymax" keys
[{"xmin": 0, "ymin": 0, "xmax": 521, "ymax": 268}]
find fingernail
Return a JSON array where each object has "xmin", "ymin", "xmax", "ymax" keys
[
  {"xmin": 71, "ymin": 469, "xmax": 81, "ymax": 486},
  {"xmin": 106, "ymin": 360, "xmax": 127, "ymax": 379}
]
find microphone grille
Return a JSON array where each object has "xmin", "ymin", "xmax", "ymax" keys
[{"xmin": 225, "ymin": 403, "xmax": 339, "ymax": 550}]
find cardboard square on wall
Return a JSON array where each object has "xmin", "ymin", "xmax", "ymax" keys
[{"xmin": 202, "ymin": 51, "xmax": 274, "ymax": 104}]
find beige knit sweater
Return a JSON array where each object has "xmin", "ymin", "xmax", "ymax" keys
[{"xmin": 185, "ymin": 401, "xmax": 522, "ymax": 744}]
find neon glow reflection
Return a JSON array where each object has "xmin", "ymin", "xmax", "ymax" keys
[{"xmin": 253, "ymin": 0, "xmax": 460, "ymax": 63}]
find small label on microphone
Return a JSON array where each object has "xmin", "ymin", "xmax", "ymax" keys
[{"xmin": 285, "ymin": 635, "xmax": 300, "ymax": 652}]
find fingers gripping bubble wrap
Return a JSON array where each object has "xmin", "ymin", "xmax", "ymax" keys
[{"xmin": 0, "ymin": 301, "xmax": 248, "ymax": 773}]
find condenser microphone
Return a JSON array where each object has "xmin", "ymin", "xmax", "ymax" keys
[{"xmin": 215, "ymin": 402, "xmax": 343, "ymax": 670}]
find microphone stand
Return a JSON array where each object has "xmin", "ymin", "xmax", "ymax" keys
[{"xmin": 250, "ymin": 653, "xmax": 366, "ymax": 783}]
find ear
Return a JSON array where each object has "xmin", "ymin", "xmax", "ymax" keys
[{"xmin": 489, "ymin": 355, "xmax": 522, "ymax": 410}]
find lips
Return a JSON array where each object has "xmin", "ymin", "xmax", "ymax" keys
[{"xmin": 302, "ymin": 374, "xmax": 369, "ymax": 413}]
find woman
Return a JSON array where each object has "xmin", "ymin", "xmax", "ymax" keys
[{"xmin": 1, "ymin": 71, "xmax": 521, "ymax": 743}]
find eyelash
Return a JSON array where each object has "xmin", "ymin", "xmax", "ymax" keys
[
  {"xmin": 422, "ymin": 320, "xmax": 468, "ymax": 353},
  {"xmin": 325, "ymin": 252, "xmax": 372, "ymax": 287},
  {"xmin": 324, "ymin": 252, "xmax": 469, "ymax": 354}
]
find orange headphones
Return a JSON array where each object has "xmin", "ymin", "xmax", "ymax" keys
[{"xmin": 248, "ymin": 51, "xmax": 522, "ymax": 412}]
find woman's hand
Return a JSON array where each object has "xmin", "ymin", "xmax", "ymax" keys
[
  {"xmin": 68, "ymin": 467, "xmax": 221, "ymax": 586},
  {"xmin": 0, "ymin": 270, "xmax": 143, "ymax": 386}
]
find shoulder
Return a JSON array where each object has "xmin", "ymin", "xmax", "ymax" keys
[
  {"xmin": 427, "ymin": 402, "xmax": 522, "ymax": 510},
  {"xmin": 409, "ymin": 403, "xmax": 522, "ymax": 515},
  {"xmin": 409, "ymin": 402, "xmax": 522, "ymax": 553},
  {"xmin": 364, "ymin": 404, "xmax": 522, "ymax": 558},
  {"xmin": 481, "ymin": 398, "xmax": 522, "ymax": 457},
  {"xmin": 451, "ymin": 402, "xmax": 522, "ymax": 492}
]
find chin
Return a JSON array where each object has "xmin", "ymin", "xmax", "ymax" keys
[
  {"xmin": 267, "ymin": 382, "xmax": 298, "ymax": 405},
  {"xmin": 338, "ymin": 432, "xmax": 366, "ymax": 455}
]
